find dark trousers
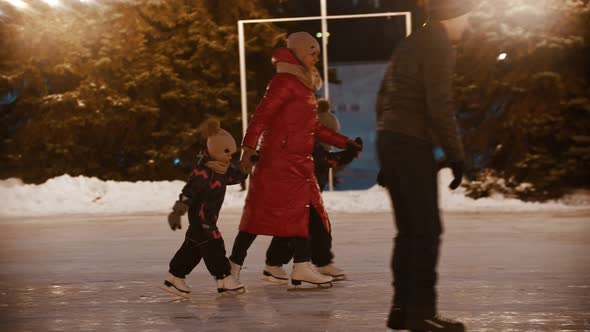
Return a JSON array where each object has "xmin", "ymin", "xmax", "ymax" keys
[
  {"xmin": 230, "ymin": 232, "xmax": 311, "ymax": 266},
  {"xmin": 377, "ymin": 130, "xmax": 442, "ymax": 321},
  {"xmin": 263, "ymin": 206, "xmax": 334, "ymax": 267},
  {"xmin": 263, "ymin": 145, "xmax": 334, "ymax": 267},
  {"xmin": 169, "ymin": 224, "xmax": 231, "ymax": 280}
]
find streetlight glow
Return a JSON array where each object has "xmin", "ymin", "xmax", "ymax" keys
[
  {"xmin": 4, "ymin": 0, "xmax": 28, "ymax": 9},
  {"xmin": 41, "ymin": 0, "xmax": 61, "ymax": 7}
]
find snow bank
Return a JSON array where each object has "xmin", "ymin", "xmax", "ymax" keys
[
  {"xmin": 322, "ymin": 170, "xmax": 590, "ymax": 213},
  {"xmin": 0, "ymin": 170, "xmax": 588, "ymax": 217}
]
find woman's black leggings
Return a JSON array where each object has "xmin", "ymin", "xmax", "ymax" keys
[{"xmin": 230, "ymin": 231, "xmax": 311, "ymax": 265}]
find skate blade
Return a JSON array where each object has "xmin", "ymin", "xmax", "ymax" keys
[
  {"xmin": 165, "ymin": 296, "xmax": 190, "ymax": 303},
  {"xmin": 159, "ymin": 285, "xmax": 191, "ymax": 299},
  {"xmin": 217, "ymin": 287, "xmax": 246, "ymax": 297},
  {"xmin": 287, "ymin": 282, "xmax": 333, "ymax": 291},
  {"xmin": 330, "ymin": 275, "xmax": 346, "ymax": 282},
  {"xmin": 259, "ymin": 275, "xmax": 289, "ymax": 285}
]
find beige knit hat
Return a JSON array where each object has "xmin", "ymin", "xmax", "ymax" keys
[
  {"xmin": 287, "ymin": 32, "xmax": 320, "ymax": 63},
  {"xmin": 316, "ymin": 100, "xmax": 340, "ymax": 151},
  {"xmin": 201, "ymin": 119, "xmax": 237, "ymax": 161}
]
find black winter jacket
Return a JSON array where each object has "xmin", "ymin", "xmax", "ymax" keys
[
  {"xmin": 376, "ymin": 20, "xmax": 465, "ymax": 162},
  {"xmin": 180, "ymin": 150, "xmax": 247, "ymax": 242}
]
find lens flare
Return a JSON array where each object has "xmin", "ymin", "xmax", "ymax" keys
[
  {"xmin": 4, "ymin": 0, "xmax": 28, "ymax": 9},
  {"xmin": 41, "ymin": 0, "xmax": 61, "ymax": 7}
]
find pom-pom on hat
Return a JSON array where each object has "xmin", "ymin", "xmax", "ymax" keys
[{"xmin": 200, "ymin": 119, "xmax": 237, "ymax": 162}]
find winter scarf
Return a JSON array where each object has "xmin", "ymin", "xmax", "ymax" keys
[
  {"xmin": 205, "ymin": 161, "xmax": 229, "ymax": 175},
  {"xmin": 276, "ymin": 62, "xmax": 322, "ymax": 91}
]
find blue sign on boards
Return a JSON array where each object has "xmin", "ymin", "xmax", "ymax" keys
[{"xmin": 323, "ymin": 62, "xmax": 387, "ymax": 190}]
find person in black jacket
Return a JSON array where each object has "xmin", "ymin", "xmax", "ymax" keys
[
  {"xmin": 160, "ymin": 119, "xmax": 248, "ymax": 297},
  {"xmin": 376, "ymin": 1, "xmax": 477, "ymax": 331}
]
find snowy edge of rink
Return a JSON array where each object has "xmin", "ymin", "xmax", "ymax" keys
[{"xmin": 0, "ymin": 169, "xmax": 588, "ymax": 217}]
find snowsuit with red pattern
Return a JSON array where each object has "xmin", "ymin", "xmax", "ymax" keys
[{"xmin": 168, "ymin": 150, "xmax": 247, "ymax": 279}]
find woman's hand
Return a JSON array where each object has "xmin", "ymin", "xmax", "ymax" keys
[{"xmin": 240, "ymin": 146, "xmax": 258, "ymax": 173}]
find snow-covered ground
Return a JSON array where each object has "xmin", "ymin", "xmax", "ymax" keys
[{"xmin": 1, "ymin": 169, "xmax": 588, "ymax": 217}]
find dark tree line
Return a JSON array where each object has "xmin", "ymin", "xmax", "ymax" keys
[
  {"xmin": 1, "ymin": 0, "xmax": 588, "ymax": 201},
  {"xmin": 0, "ymin": 0, "xmax": 283, "ymax": 182},
  {"xmin": 452, "ymin": 0, "xmax": 590, "ymax": 200}
]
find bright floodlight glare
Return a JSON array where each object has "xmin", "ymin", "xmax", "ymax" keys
[
  {"xmin": 41, "ymin": 0, "xmax": 61, "ymax": 6},
  {"xmin": 5, "ymin": 0, "xmax": 28, "ymax": 9},
  {"xmin": 497, "ymin": 53, "xmax": 507, "ymax": 61},
  {"xmin": 315, "ymin": 32, "xmax": 330, "ymax": 38}
]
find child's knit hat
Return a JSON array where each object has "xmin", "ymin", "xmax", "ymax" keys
[{"xmin": 201, "ymin": 119, "xmax": 237, "ymax": 161}]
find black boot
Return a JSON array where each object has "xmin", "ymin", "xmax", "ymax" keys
[
  {"xmin": 386, "ymin": 307, "xmax": 406, "ymax": 330},
  {"xmin": 405, "ymin": 315, "xmax": 465, "ymax": 332}
]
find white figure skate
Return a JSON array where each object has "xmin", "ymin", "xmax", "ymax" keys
[
  {"xmin": 160, "ymin": 273, "xmax": 191, "ymax": 298},
  {"xmin": 316, "ymin": 264, "xmax": 346, "ymax": 281},
  {"xmin": 260, "ymin": 265, "xmax": 289, "ymax": 285},
  {"xmin": 217, "ymin": 275, "xmax": 246, "ymax": 295},
  {"xmin": 289, "ymin": 262, "xmax": 333, "ymax": 291},
  {"xmin": 230, "ymin": 260, "xmax": 242, "ymax": 281}
]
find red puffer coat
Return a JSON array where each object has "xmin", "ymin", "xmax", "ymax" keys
[{"xmin": 239, "ymin": 48, "xmax": 348, "ymax": 237}]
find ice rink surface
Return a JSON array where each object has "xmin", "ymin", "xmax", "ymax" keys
[{"xmin": 1, "ymin": 210, "xmax": 589, "ymax": 331}]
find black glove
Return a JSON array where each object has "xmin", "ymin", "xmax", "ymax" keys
[
  {"xmin": 345, "ymin": 137, "xmax": 363, "ymax": 158},
  {"xmin": 448, "ymin": 161, "xmax": 464, "ymax": 190},
  {"xmin": 346, "ymin": 137, "xmax": 363, "ymax": 151}
]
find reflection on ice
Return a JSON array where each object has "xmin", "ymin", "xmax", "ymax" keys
[{"xmin": 1, "ymin": 211, "xmax": 589, "ymax": 331}]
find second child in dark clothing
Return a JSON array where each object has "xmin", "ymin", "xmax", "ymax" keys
[
  {"xmin": 314, "ymin": 98, "xmax": 342, "ymax": 191},
  {"xmin": 160, "ymin": 119, "xmax": 248, "ymax": 297}
]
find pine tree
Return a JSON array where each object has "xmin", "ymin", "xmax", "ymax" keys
[
  {"xmin": 0, "ymin": 0, "xmax": 283, "ymax": 182},
  {"xmin": 454, "ymin": 0, "xmax": 590, "ymax": 200}
]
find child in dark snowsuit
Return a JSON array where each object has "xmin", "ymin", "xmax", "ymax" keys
[{"xmin": 161, "ymin": 120, "xmax": 247, "ymax": 297}]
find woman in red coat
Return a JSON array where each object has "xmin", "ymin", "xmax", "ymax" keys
[{"xmin": 228, "ymin": 32, "xmax": 362, "ymax": 288}]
